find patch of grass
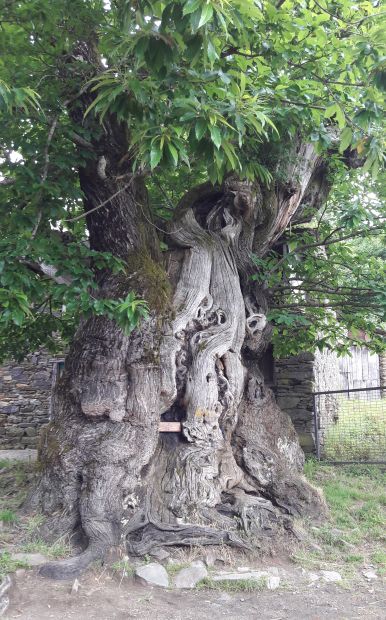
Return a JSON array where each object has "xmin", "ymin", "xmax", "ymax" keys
[
  {"xmin": 353, "ymin": 500, "xmax": 384, "ymax": 527},
  {"xmin": 166, "ymin": 562, "xmax": 190, "ymax": 577},
  {"xmin": 111, "ymin": 559, "xmax": 135, "ymax": 578},
  {"xmin": 0, "ymin": 509, "xmax": 17, "ymax": 524},
  {"xmin": 311, "ymin": 526, "xmax": 346, "ymax": 547},
  {"xmin": 22, "ymin": 514, "xmax": 45, "ymax": 536},
  {"xmin": 0, "ymin": 459, "xmax": 72, "ymax": 563},
  {"xmin": 198, "ymin": 576, "xmax": 267, "ymax": 592},
  {"xmin": 0, "ymin": 459, "xmax": 14, "ymax": 469},
  {"xmin": 0, "ymin": 552, "xmax": 28, "ymax": 578},
  {"xmin": 19, "ymin": 538, "xmax": 70, "ymax": 559},
  {"xmin": 372, "ymin": 550, "xmax": 386, "ymax": 574},
  {"xmin": 301, "ymin": 461, "xmax": 386, "ymax": 575},
  {"xmin": 303, "ymin": 457, "xmax": 319, "ymax": 479},
  {"xmin": 291, "ymin": 550, "xmax": 321, "ymax": 570},
  {"xmin": 344, "ymin": 554, "xmax": 364, "ymax": 565},
  {"xmin": 372, "ymin": 550, "xmax": 386, "ymax": 565},
  {"xmin": 0, "ymin": 459, "xmax": 35, "ymax": 513}
]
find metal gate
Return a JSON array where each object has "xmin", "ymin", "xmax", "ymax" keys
[{"xmin": 313, "ymin": 386, "xmax": 386, "ymax": 464}]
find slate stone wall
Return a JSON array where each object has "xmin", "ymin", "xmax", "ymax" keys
[
  {"xmin": 274, "ymin": 352, "xmax": 315, "ymax": 453},
  {"xmin": 274, "ymin": 349, "xmax": 342, "ymax": 453},
  {"xmin": 0, "ymin": 350, "xmax": 60, "ymax": 449}
]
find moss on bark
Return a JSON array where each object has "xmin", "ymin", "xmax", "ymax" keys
[{"xmin": 127, "ymin": 250, "xmax": 172, "ymax": 313}]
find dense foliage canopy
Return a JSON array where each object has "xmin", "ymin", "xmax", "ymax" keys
[{"xmin": 0, "ymin": 0, "xmax": 385, "ymax": 360}]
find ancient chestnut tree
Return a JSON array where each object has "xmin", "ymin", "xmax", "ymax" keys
[{"xmin": 0, "ymin": 0, "xmax": 385, "ymax": 578}]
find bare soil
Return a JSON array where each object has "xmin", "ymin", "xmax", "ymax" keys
[
  {"xmin": 2, "ymin": 456, "xmax": 385, "ymax": 619},
  {"xmin": 7, "ymin": 564, "xmax": 386, "ymax": 620}
]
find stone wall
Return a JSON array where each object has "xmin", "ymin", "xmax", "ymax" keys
[
  {"xmin": 0, "ymin": 350, "xmax": 60, "ymax": 449},
  {"xmin": 274, "ymin": 349, "xmax": 342, "ymax": 453},
  {"xmin": 274, "ymin": 352, "xmax": 315, "ymax": 453}
]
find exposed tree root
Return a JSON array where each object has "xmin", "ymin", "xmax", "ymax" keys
[{"xmin": 38, "ymin": 545, "xmax": 103, "ymax": 580}]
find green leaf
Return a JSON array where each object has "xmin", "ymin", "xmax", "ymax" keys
[
  {"xmin": 207, "ymin": 39, "xmax": 218, "ymax": 65},
  {"xmin": 222, "ymin": 140, "xmax": 240, "ymax": 170},
  {"xmin": 195, "ymin": 118, "xmax": 207, "ymax": 140},
  {"xmin": 362, "ymin": 154, "xmax": 375, "ymax": 173},
  {"xmin": 183, "ymin": 0, "xmax": 201, "ymax": 16},
  {"xmin": 323, "ymin": 102, "xmax": 346, "ymax": 129},
  {"xmin": 324, "ymin": 104, "xmax": 337, "ymax": 119},
  {"xmin": 209, "ymin": 125, "xmax": 222, "ymax": 149},
  {"xmin": 198, "ymin": 3, "xmax": 214, "ymax": 28},
  {"xmin": 150, "ymin": 141, "xmax": 163, "ymax": 169},
  {"xmin": 239, "ymin": 72, "xmax": 246, "ymax": 96},
  {"xmin": 335, "ymin": 105, "xmax": 346, "ymax": 130},
  {"xmin": 339, "ymin": 127, "xmax": 353, "ymax": 153},
  {"xmin": 11, "ymin": 309, "xmax": 25, "ymax": 327},
  {"xmin": 167, "ymin": 142, "xmax": 179, "ymax": 166}
]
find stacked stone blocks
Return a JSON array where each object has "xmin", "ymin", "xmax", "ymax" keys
[{"xmin": 0, "ymin": 350, "xmax": 57, "ymax": 449}]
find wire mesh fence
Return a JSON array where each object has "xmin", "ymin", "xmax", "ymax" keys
[{"xmin": 313, "ymin": 387, "xmax": 386, "ymax": 464}]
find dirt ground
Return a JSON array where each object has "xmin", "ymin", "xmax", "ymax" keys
[
  {"xmin": 6, "ymin": 564, "xmax": 386, "ymax": 620},
  {"xmin": 2, "ymin": 457, "xmax": 385, "ymax": 619}
]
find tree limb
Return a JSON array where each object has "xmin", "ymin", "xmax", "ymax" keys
[
  {"xmin": 68, "ymin": 131, "xmax": 95, "ymax": 150},
  {"xmin": 270, "ymin": 284, "xmax": 375, "ymax": 294},
  {"xmin": 0, "ymin": 177, "xmax": 15, "ymax": 186},
  {"xmin": 64, "ymin": 180, "xmax": 134, "ymax": 222},
  {"xmin": 31, "ymin": 115, "xmax": 59, "ymax": 239},
  {"xmin": 267, "ymin": 225, "xmax": 385, "ymax": 276},
  {"xmin": 20, "ymin": 259, "xmax": 72, "ymax": 285},
  {"xmin": 273, "ymin": 301, "xmax": 381, "ymax": 309}
]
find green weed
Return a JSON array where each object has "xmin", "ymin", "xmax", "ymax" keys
[
  {"xmin": 0, "ymin": 459, "xmax": 13, "ymax": 469},
  {"xmin": 166, "ymin": 562, "xmax": 190, "ymax": 577},
  {"xmin": 344, "ymin": 554, "xmax": 364, "ymax": 564},
  {"xmin": 312, "ymin": 526, "xmax": 346, "ymax": 547},
  {"xmin": 372, "ymin": 550, "xmax": 386, "ymax": 569},
  {"xmin": 291, "ymin": 550, "xmax": 324, "ymax": 570},
  {"xmin": 111, "ymin": 559, "xmax": 135, "ymax": 578},
  {"xmin": 22, "ymin": 514, "xmax": 45, "ymax": 536},
  {"xmin": 20, "ymin": 538, "xmax": 70, "ymax": 559},
  {"xmin": 372, "ymin": 550, "xmax": 386, "ymax": 564},
  {"xmin": 198, "ymin": 576, "xmax": 267, "ymax": 592},
  {"xmin": 0, "ymin": 552, "xmax": 28, "ymax": 578},
  {"xmin": 0, "ymin": 509, "xmax": 17, "ymax": 524},
  {"xmin": 303, "ymin": 457, "xmax": 319, "ymax": 479},
  {"xmin": 0, "ymin": 459, "xmax": 34, "ymax": 512}
]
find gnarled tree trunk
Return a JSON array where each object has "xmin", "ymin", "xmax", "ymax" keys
[{"xmin": 27, "ymin": 134, "xmax": 327, "ymax": 579}]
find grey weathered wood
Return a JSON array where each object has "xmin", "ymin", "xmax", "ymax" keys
[{"xmin": 339, "ymin": 346, "xmax": 380, "ymax": 397}]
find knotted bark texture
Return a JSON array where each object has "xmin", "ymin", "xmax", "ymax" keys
[{"xmin": 28, "ymin": 145, "xmax": 327, "ymax": 579}]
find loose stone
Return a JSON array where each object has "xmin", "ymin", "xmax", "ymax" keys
[
  {"xmin": 135, "ymin": 563, "xmax": 169, "ymax": 588},
  {"xmin": 174, "ymin": 561, "xmax": 208, "ymax": 589}
]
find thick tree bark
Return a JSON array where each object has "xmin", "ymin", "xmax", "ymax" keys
[{"xmin": 27, "ymin": 136, "xmax": 327, "ymax": 579}]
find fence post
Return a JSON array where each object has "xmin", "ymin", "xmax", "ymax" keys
[{"xmin": 313, "ymin": 393, "xmax": 321, "ymax": 460}]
